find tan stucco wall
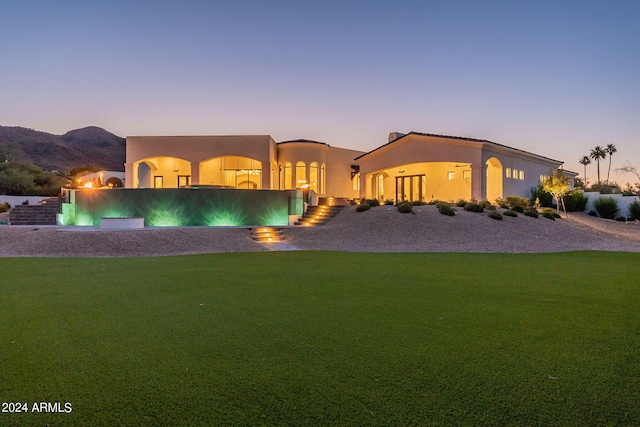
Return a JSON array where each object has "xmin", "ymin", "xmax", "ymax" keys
[
  {"xmin": 326, "ymin": 146, "xmax": 365, "ymax": 199},
  {"xmin": 126, "ymin": 135, "xmax": 277, "ymax": 188}
]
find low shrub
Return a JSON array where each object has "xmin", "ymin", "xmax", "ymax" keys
[
  {"xmin": 349, "ymin": 199, "xmax": 358, "ymax": 205},
  {"xmin": 589, "ymin": 210, "xmax": 598, "ymax": 217},
  {"xmin": 356, "ymin": 203, "xmax": 370, "ymax": 212},
  {"xmin": 503, "ymin": 210, "xmax": 518, "ymax": 217},
  {"xmin": 594, "ymin": 197, "xmax": 620, "ymax": 219},
  {"xmin": 0, "ymin": 202, "xmax": 10, "ymax": 213},
  {"xmin": 615, "ymin": 216, "xmax": 627, "ymax": 222},
  {"xmin": 455, "ymin": 198, "xmax": 467, "ymax": 207},
  {"xmin": 464, "ymin": 202, "xmax": 484, "ymax": 213},
  {"xmin": 488, "ymin": 211, "xmax": 503, "ymax": 220},
  {"xmin": 365, "ymin": 199, "xmax": 380, "ymax": 207},
  {"xmin": 412, "ymin": 200, "xmax": 426, "ymax": 206},
  {"xmin": 524, "ymin": 210, "xmax": 539, "ymax": 218},
  {"xmin": 384, "ymin": 199, "xmax": 395, "ymax": 206},
  {"xmin": 628, "ymin": 200, "xmax": 640, "ymax": 221},
  {"xmin": 426, "ymin": 200, "xmax": 443, "ymax": 206},
  {"xmin": 506, "ymin": 196, "xmax": 529, "ymax": 209},
  {"xmin": 563, "ymin": 190, "xmax": 588, "ymax": 212},
  {"xmin": 541, "ymin": 211, "xmax": 556, "ymax": 220},
  {"xmin": 438, "ymin": 203, "xmax": 456, "ymax": 216},
  {"xmin": 512, "ymin": 205, "xmax": 524, "ymax": 213},
  {"xmin": 530, "ymin": 185, "xmax": 554, "ymax": 207},
  {"xmin": 542, "ymin": 208, "xmax": 561, "ymax": 218},
  {"xmin": 397, "ymin": 201, "xmax": 413, "ymax": 214},
  {"xmin": 495, "ymin": 198, "xmax": 509, "ymax": 209},
  {"xmin": 479, "ymin": 200, "xmax": 492, "ymax": 209}
]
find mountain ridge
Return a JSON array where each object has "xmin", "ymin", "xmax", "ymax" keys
[{"xmin": 0, "ymin": 125, "xmax": 126, "ymax": 172}]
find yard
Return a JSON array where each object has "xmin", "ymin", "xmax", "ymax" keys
[{"xmin": 1, "ymin": 251, "xmax": 639, "ymax": 426}]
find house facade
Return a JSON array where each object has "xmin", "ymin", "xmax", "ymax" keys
[{"xmin": 125, "ymin": 131, "xmax": 566, "ymax": 203}]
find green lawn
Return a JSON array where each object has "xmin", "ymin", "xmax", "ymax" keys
[{"xmin": 1, "ymin": 251, "xmax": 639, "ymax": 426}]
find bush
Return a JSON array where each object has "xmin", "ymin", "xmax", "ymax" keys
[
  {"xmin": 495, "ymin": 198, "xmax": 509, "ymax": 209},
  {"xmin": 628, "ymin": 200, "xmax": 640, "ymax": 221},
  {"xmin": 397, "ymin": 201, "xmax": 413, "ymax": 214},
  {"xmin": 512, "ymin": 205, "xmax": 524, "ymax": 213},
  {"xmin": 365, "ymin": 199, "xmax": 380, "ymax": 207},
  {"xmin": 616, "ymin": 216, "xmax": 627, "ymax": 222},
  {"xmin": 356, "ymin": 203, "xmax": 370, "ymax": 212},
  {"xmin": 542, "ymin": 211, "xmax": 556, "ymax": 220},
  {"xmin": 438, "ymin": 203, "xmax": 456, "ymax": 216},
  {"xmin": 589, "ymin": 210, "xmax": 597, "ymax": 217},
  {"xmin": 384, "ymin": 199, "xmax": 395, "ymax": 206},
  {"xmin": 563, "ymin": 190, "xmax": 588, "ymax": 212},
  {"xmin": 530, "ymin": 185, "xmax": 553, "ymax": 207},
  {"xmin": 488, "ymin": 211, "xmax": 503, "ymax": 220},
  {"xmin": 503, "ymin": 210, "xmax": 518, "ymax": 217},
  {"xmin": 524, "ymin": 210, "xmax": 539, "ymax": 218},
  {"xmin": 506, "ymin": 196, "xmax": 529, "ymax": 209},
  {"xmin": 542, "ymin": 208, "xmax": 561, "ymax": 218},
  {"xmin": 0, "ymin": 202, "xmax": 10, "ymax": 213},
  {"xmin": 455, "ymin": 198, "xmax": 467, "ymax": 207},
  {"xmin": 412, "ymin": 200, "xmax": 426, "ymax": 206},
  {"xmin": 426, "ymin": 200, "xmax": 443, "ymax": 206},
  {"xmin": 594, "ymin": 197, "xmax": 620, "ymax": 219},
  {"xmin": 464, "ymin": 202, "xmax": 484, "ymax": 213}
]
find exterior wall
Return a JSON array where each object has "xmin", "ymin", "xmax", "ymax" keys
[
  {"xmin": 584, "ymin": 192, "xmax": 639, "ymax": 218},
  {"xmin": 276, "ymin": 142, "xmax": 329, "ymax": 192},
  {"xmin": 326, "ymin": 146, "xmax": 364, "ymax": 199},
  {"xmin": 125, "ymin": 135, "xmax": 277, "ymax": 188},
  {"xmin": 358, "ymin": 133, "xmax": 562, "ymax": 202}
]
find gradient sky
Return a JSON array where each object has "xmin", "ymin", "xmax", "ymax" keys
[{"xmin": 1, "ymin": 0, "xmax": 639, "ymax": 182}]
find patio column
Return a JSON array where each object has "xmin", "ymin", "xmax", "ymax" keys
[
  {"xmin": 190, "ymin": 162, "xmax": 200, "ymax": 185},
  {"xmin": 471, "ymin": 163, "xmax": 486, "ymax": 201},
  {"xmin": 124, "ymin": 162, "xmax": 137, "ymax": 188}
]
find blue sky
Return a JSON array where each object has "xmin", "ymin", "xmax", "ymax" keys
[{"xmin": 1, "ymin": 0, "xmax": 639, "ymax": 182}]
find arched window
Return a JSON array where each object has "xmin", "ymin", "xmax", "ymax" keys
[
  {"xmin": 377, "ymin": 174, "xmax": 384, "ymax": 199},
  {"xmin": 309, "ymin": 162, "xmax": 319, "ymax": 193},
  {"xmin": 283, "ymin": 162, "xmax": 292, "ymax": 190},
  {"xmin": 320, "ymin": 163, "xmax": 326, "ymax": 194},
  {"xmin": 296, "ymin": 161, "xmax": 306, "ymax": 188}
]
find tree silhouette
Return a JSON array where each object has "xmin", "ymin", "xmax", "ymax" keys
[
  {"xmin": 605, "ymin": 144, "xmax": 617, "ymax": 184},
  {"xmin": 590, "ymin": 146, "xmax": 607, "ymax": 184},
  {"xmin": 579, "ymin": 155, "xmax": 591, "ymax": 186}
]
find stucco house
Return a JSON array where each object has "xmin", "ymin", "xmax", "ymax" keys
[{"xmin": 124, "ymin": 131, "xmax": 567, "ymax": 204}]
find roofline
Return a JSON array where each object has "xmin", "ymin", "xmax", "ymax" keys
[
  {"xmin": 354, "ymin": 131, "xmax": 563, "ymax": 164},
  {"xmin": 277, "ymin": 139, "xmax": 330, "ymax": 147}
]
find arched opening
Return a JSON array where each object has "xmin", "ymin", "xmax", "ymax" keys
[
  {"xmin": 486, "ymin": 157, "xmax": 503, "ymax": 203},
  {"xmin": 105, "ymin": 177, "xmax": 123, "ymax": 188},
  {"xmin": 295, "ymin": 161, "xmax": 306, "ymax": 188},
  {"xmin": 375, "ymin": 173, "xmax": 386, "ymax": 200},
  {"xmin": 283, "ymin": 162, "xmax": 293, "ymax": 189},
  {"xmin": 309, "ymin": 162, "xmax": 319, "ymax": 193},
  {"xmin": 134, "ymin": 157, "xmax": 190, "ymax": 188},
  {"xmin": 200, "ymin": 156, "xmax": 262, "ymax": 189}
]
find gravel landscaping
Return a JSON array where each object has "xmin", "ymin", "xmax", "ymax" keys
[{"xmin": 1, "ymin": 206, "xmax": 639, "ymax": 257}]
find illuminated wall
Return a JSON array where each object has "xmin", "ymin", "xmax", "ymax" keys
[{"xmin": 60, "ymin": 188, "xmax": 302, "ymax": 227}]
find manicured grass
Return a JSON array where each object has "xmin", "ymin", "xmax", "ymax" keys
[{"xmin": 1, "ymin": 251, "xmax": 639, "ymax": 426}]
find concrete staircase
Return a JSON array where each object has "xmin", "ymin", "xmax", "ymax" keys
[
  {"xmin": 9, "ymin": 198, "xmax": 60, "ymax": 225},
  {"xmin": 295, "ymin": 204, "xmax": 343, "ymax": 226},
  {"xmin": 250, "ymin": 227, "xmax": 286, "ymax": 242}
]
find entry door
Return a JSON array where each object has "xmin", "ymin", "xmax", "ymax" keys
[
  {"xmin": 395, "ymin": 175, "xmax": 425, "ymax": 202},
  {"xmin": 154, "ymin": 176, "xmax": 163, "ymax": 189},
  {"xmin": 178, "ymin": 175, "xmax": 191, "ymax": 187}
]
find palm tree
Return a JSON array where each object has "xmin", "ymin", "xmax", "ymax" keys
[
  {"xmin": 579, "ymin": 155, "xmax": 591, "ymax": 185},
  {"xmin": 605, "ymin": 143, "xmax": 617, "ymax": 184},
  {"xmin": 590, "ymin": 146, "xmax": 607, "ymax": 184}
]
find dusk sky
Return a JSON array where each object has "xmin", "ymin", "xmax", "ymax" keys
[{"xmin": 2, "ymin": 1, "xmax": 639, "ymax": 182}]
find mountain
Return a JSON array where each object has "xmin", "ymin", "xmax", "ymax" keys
[{"xmin": 0, "ymin": 125, "xmax": 126, "ymax": 172}]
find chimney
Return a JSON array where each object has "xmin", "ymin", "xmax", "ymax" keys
[{"xmin": 388, "ymin": 132, "xmax": 406, "ymax": 143}]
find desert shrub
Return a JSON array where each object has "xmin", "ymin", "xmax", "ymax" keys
[
  {"xmin": 506, "ymin": 196, "xmax": 529, "ymax": 209},
  {"xmin": 349, "ymin": 199, "xmax": 358, "ymax": 205},
  {"xmin": 594, "ymin": 197, "xmax": 620, "ymax": 219},
  {"xmin": 479, "ymin": 200, "xmax": 494, "ymax": 210},
  {"xmin": 426, "ymin": 200, "xmax": 443, "ymax": 206},
  {"xmin": 356, "ymin": 203, "xmax": 370, "ymax": 212},
  {"xmin": 438, "ymin": 203, "xmax": 456, "ymax": 216},
  {"xmin": 503, "ymin": 210, "xmax": 518, "ymax": 217},
  {"xmin": 615, "ymin": 216, "xmax": 627, "ymax": 222},
  {"xmin": 365, "ymin": 198, "xmax": 380, "ymax": 207},
  {"xmin": 488, "ymin": 211, "xmax": 503, "ymax": 220},
  {"xmin": 524, "ymin": 210, "xmax": 539, "ymax": 218},
  {"xmin": 542, "ymin": 208, "xmax": 561, "ymax": 218},
  {"xmin": 530, "ymin": 185, "xmax": 553, "ymax": 207},
  {"xmin": 495, "ymin": 198, "xmax": 509, "ymax": 209},
  {"xmin": 384, "ymin": 199, "xmax": 395, "ymax": 205},
  {"xmin": 628, "ymin": 200, "xmax": 640, "ymax": 221},
  {"xmin": 412, "ymin": 200, "xmax": 426, "ymax": 206},
  {"xmin": 589, "ymin": 210, "xmax": 598, "ymax": 217},
  {"xmin": 0, "ymin": 202, "xmax": 10, "ymax": 213},
  {"xmin": 589, "ymin": 183, "xmax": 620, "ymax": 194},
  {"xmin": 541, "ymin": 211, "xmax": 556, "ymax": 220},
  {"xmin": 464, "ymin": 202, "xmax": 484, "ymax": 213},
  {"xmin": 563, "ymin": 190, "xmax": 588, "ymax": 212},
  {"xmin": 455, "ymin": 198, "xmax": 467, "ymax": 207},
  {"xmin": 397, "ymin": 201, "xmax": 413, "ymax": 213},
  {"xmin": 512, "ymin": 205, "xmax": 524, "ymax": 213}
]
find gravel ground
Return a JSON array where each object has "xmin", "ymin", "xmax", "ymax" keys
[{"xmin": 1, "ymin": 206, "xmax": 639, "ymax": 257}]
